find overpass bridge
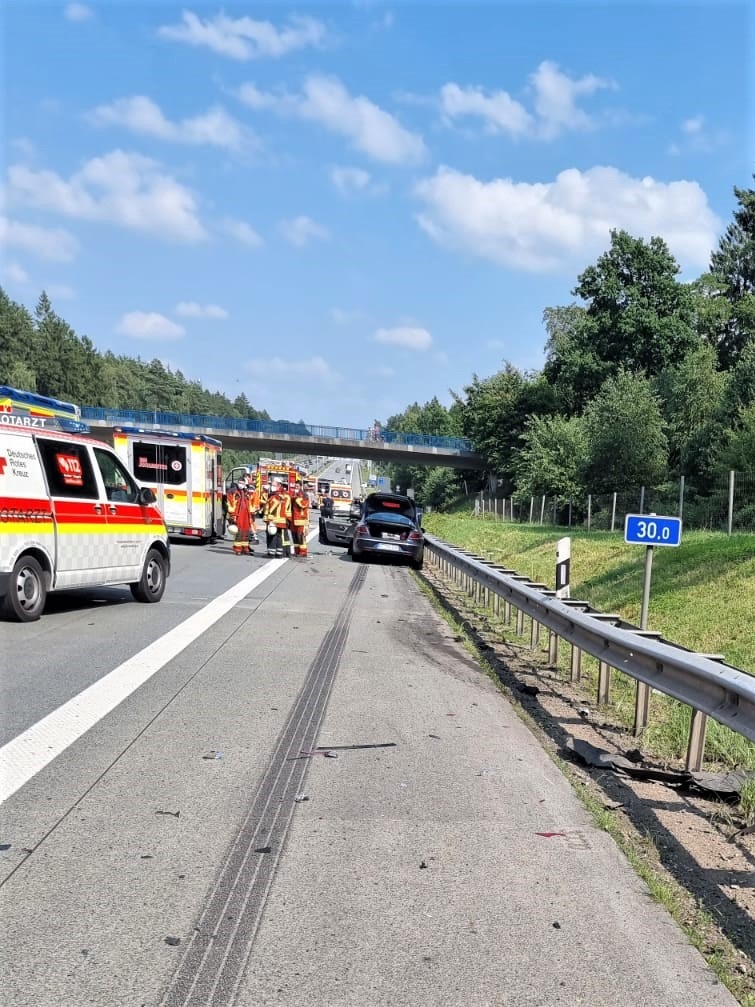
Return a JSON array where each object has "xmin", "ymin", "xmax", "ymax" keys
[{"xmin": 80, "ymin": 406, "xmax": 484, "ymax": 469}]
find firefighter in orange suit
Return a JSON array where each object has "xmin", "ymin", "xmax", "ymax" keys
[
  {"xmin": 246, "ymin": 474, "xmax": 261, "ymax": 545},
  {"xmin": 263, "ymin": 481, "xmax": 292, "ymax": 558},
  {"xmin": 291, "ymin": 481, "xmax": 310, "ymax": 557},
  {"xmin": 227, "ymin": 477, "xmax": 254, "ymax": 556}
]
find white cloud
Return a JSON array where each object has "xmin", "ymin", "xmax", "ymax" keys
[
  {"xmin": 175, "ymin": 301, "xmax": 229, "ymax": 319},
  {"xmin": 440, "ymin": 61, "xmax": 614, "ymax": 140},
  {"xmin": 530, "ymin": 61, "xmax": 614, "ymax": 139},
  {"xmin": 221, "ymin": 218, "xmax": 264, "ymax": 247},
  {"xmin": 47, "ymin": 284, "xmax": 76, "ymax": 301},
  {"xmin": 116, "ymin": 311, "xmax": 185, "ymax": 341},
  {"xmin": 330, "ymin": 307, "xmax": 364, "ymax": 324},
  {"xmin": 7, "ymin": 151, "xmax": 206, "ymax": 243},
  {"xmin": 669, "ymin": 115, "xmax": 727, "ymax": 155},
  {"xmin": 330, "ymin": 165, "xmax": 385, "ymax": 196},
  {"xmin": 237, "ymin": 74, "xmax": 425, "ymax": 164},
  {"xmin": 158, "ymin": 11, "xmax": 327, "ymax": 60},
  {"xmin": 245, "ymin": 355, "xmax": 340, "ymax": 381},
  {"xmin": 88, "ymin": 96, "xmax": 248, "ymax": 151},
  {"xmin": 682, "ymin": 115, "xmax": 705, "ymax": 135},
  {"xmin": 373, "ymin": 365, "xmax": 395, "ymax": 378},
  {"xmin": 4, "ymin": 261, "xmax": 29, "ymax": 284},
  {"xmin": 11, "ymin": 137, "xmax": 35, "ymax": 160},
  {"xmin": 373, "ymin": 326, "xmax": 433, "ymax": 350},
  {"xmin": 64, "ymin": 3, "xmax": 93, "ymax": 22},
  {"xmin": 440, "ymin": 83, "xmax": 532, "ymax": 137},
  {"xmin": 414, "ymin": 165, "xmax": 719, "ymax": 273},
  {"xmin": 0, "ymin": 216, "xmax": 79, "ymax": 261},
  {"xmin": 280, "ymin": 215, "xmax": 330, "ymax": 247}
]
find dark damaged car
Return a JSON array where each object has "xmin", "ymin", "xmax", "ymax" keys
[{"xmin": 348, "ymin": 492, "xmax": 424, "ymax": 570}]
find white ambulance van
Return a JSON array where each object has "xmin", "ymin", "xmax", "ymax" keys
[
  {"xmin": 113, "ymin": 426, "xmax": 224, "ymax": 542},
  {"xmin": 0, "ymin": 405, "xmax": 171, "ymax": 622}
]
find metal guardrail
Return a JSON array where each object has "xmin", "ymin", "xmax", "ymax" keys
[
  {"xmin": 79, "ymin": 406, "xmax": 475, "ymax": 453},
  {"xmin": 424, "ymin": 535, "xmax": 755, "ymax": 770}
]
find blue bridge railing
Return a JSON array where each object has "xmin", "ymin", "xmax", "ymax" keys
[{"xmin": 80, "ymin": 406, "xmax": 476, "ymax": 453}]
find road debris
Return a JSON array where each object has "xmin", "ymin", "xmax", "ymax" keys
[
  {"xmin": 164, "ymin": 936, "xmax": 181, "ymax": 947},
  {"xmin": 156, "ymin": 810, "xmax": 180, "ymax": 818},
  {"xmin": 535, "ymin": 832, "xmax": 567, "ymax": 839},
  {"xmin": 294, "ymin": 794, "xmax": 310, "ymax": 803},
  {"xmin": 419, "ymin": 860, "xmax": 428, "ymax": 869},
  {"xmin": 202, "ymin": 751, "xmax": 223, "ymax": 760}
]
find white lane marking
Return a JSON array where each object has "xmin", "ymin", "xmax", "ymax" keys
[{"xmin": 0, "ymin": 530, "xmax": 317, "ymax": 805}]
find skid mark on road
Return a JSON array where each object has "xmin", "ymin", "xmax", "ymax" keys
[{"xmin": 159, "ymin": 565, "xmax": 367, "ymax": 1007}]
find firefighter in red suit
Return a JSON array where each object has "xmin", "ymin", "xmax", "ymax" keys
[
  {"xmin": 291, "ymin": 481, "xmax": 310, "ymax": 557},
  {"xmin": 227, "ymin": 477, "xmax": 254, "ymax": 556}
]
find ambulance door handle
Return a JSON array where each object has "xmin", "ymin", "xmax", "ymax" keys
[
  {"xmin": 166, "ymin": 493, "xmax": 174, "ymax": 499},
  {"xmin": 107, "ymin": 503, "xmax": 118, "ymax": 514},
  {"xmin": 94, "ymin": 503, "xmax": 103, "ymax": 514}
]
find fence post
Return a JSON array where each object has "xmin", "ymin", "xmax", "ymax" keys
[
  {"xmin": 587, "ymin": 494, "xmax": 592, "ymax": 533},
  {"xmin": 568, "ymin": 498, "xmax": 572, "ymax": 527},
  {"xmin": 728, "ymin": 470, "xmax": 735, "ymax": 535},
  {"xmin": 610, "ymin": 492, "xmax": 617, "ymax": 532},
  {"xmin": 529, "ymin": 497, "xmax": 534, "ymax": 523},
  {"xmin": 540, "ymin": 495, "xmax": 546, "ymax": 525},
  {"xmin": 679, "ymin": 475, "xmax": 685, "ymax": 520},
  {"xmin": 639, "ymin": 486, "xmax": 645, "ymax": 514},
  {"xmin": 552, "ymin": 498, "xmax": 557, "ymax": 524}
]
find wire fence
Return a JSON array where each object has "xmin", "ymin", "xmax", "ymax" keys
[{"xmin": 472, "ymin": 471, "xmax": 755, "ymax": 534}]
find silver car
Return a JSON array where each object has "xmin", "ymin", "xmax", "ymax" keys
[{"xmin": 349, "ymin": 493, "xmax": 424, "ymax": 570}]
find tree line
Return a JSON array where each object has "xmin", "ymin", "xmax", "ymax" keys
[{"xmin": 386, "ymin": 178, "xmax": 755, "ymax": 512}]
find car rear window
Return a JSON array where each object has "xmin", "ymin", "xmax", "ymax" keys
[{"xmin": 365, "ymin": 497, "xmax": 415, "ymax": 519}]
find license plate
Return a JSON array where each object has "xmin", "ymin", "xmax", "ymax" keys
[
  {"xmin": 383, "ymin": 533, "xmax": 401, "ymax": 540},
  {"xmin": 377, "ymin": 543, "xmax": 401, "ymax": 552}
]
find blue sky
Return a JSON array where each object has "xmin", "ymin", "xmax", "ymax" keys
[{"xmin": 2, "ymin": 1, "xmax": 752, "ymax": 427}]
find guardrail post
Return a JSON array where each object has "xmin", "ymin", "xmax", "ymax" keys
[
  {"xmin": 633, "ymin": 680, "xmax": 651, "ymax": 735},
  {"xmin": 597, "ymin": 661, "xmax": 611, "ymax": 705},
  {"xmin": 503, "ymin": 598, "xmax": 511, "ymax": 624},
  {"xmin": 570, "ymin": 645, "xmax": 582, "ymax": 682},
  {"xmin": 686, "ymin": 709, "xmax": 708, "ymax": 771},
  {"xmin": 493, "ymin": 593, "xmax": 500, "ymax": 617},
  {"xmin": 610, "ymin": 492, "xmax": 617, "ymax": 532},
  {"xmin": 548, "ymin": 629, "xmax": 559, "ymax": 666},
  {"xmin": 516, "ymin": 607, "xmax": 525, "ymax": 636},
  {"xmin": 530, "ymin": 618, "xmax": 540, "ymax": 649}
]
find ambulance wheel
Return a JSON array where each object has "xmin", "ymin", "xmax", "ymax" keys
[
  {"xmin": 3, "ymin": 555, "xmax": 47, "ymax": 622},
  {"xmin": 130, "ymin": 549, "xmax": 167, "ymax": 604}
]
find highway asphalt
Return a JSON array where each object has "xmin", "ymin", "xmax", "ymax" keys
[{"xmin": 0, "ymin": 505, "xmax": 738, "ymax": 1006}]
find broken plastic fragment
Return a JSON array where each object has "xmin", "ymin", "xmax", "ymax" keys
[
  {"xmin": 535, "ymin": 832, "xmax": 567, "ymax": 839},
  {"xmin": 164, "ymin": 936, "xmax": 181, "ymax": 946},
  {"xmin": 294, "ymin": 794, "xmax": 310, "ymax": 803}
]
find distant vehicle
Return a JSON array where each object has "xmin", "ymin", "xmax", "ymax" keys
[{"xmin": 348, "ymin": 493, "xmax": 424, "ymax": 570}]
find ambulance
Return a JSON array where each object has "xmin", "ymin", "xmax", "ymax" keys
[
  {"xmin": 0, "ymin": 399, "xmax": 170, "ymax": 622},
  {"xmin": 113, "ymin": 426, "xmax": 224, "ymax": 542},
  {"xmin": 0, "ymin": 384, "xmax": 88, "ymax": 432}
]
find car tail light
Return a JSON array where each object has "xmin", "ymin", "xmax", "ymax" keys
[
  {"xmin": 408, "ymin": 530, "xmax": 422, "ymax": 542},
  {"xmin": 355, "ymin": 524, "xmax": 369, "ymax": 537}
]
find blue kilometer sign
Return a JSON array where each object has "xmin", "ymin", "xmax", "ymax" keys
[{"xmin": 624, "ymin": 514, "xmax": 682, "ymax": 547}]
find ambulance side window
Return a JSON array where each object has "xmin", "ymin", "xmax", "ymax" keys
[
  {"xmin": 38, "ymin": 438, "xmax": 98, "ymax": 499},
  {"xmin": 93, "ymin": 448, "xmax": 139, "ymax": 503}
]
